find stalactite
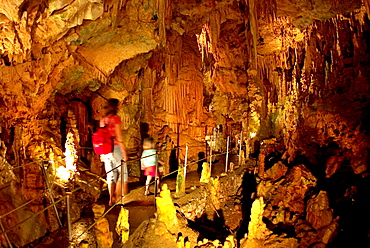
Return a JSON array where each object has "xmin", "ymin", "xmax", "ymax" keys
[
  {"xmin": 256, "ymin": 0, "xmax": 276, "ymax": 22},
  {"xmin": 155, "ymin": 0, "xmax": 172, "ymax": 47},
  {"xmin": 155, "ymin": 74, "xmax": 204, "ymax": 136},
  {"xmin": 363, "ymin": 0, "xmax": 370, "ymax": 17},
  {"xmin": 142, "ymin": 67, "xmax": 154, "ymax": 123},
  {"xmin": 246, "ymin": 0, "xmax": 258, "ymax": 71},
  {"xmin": 112, "ymin": 0, "xmax": 120, "ymax": 29},
  {"xmin": 69, "ymin": 101, "xmax": 89, "ymax": 153},
  {"xmin": 164, "ymin": 31, "xmax": 182, "ymax": 86},
  {"xmin": 208, "ymin": 11, "xmax": 221, "ymax": 56},
  {"xmin": 257, "ymin": 5, "xmax": 370, "ymax": 169},
  {"xmin": 196, "ymin": 24, "xmax": 211, "ymax": 63}
]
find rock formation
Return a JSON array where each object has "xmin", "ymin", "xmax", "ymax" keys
[{"xmin": 1, "ymin": 0, "xmax": 370, "ymax": 247}]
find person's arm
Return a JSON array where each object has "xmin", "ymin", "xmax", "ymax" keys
[
  {"xmin": 114, "ymin": 122, "xmax": 128, "ymax": 161},
  {"xmin": 99, "ymin": 118, "xmax": 105, "ymax": 127},
  {"xmin": 141, "ymin": 152, "xmax": 145, "ymax": 169}
]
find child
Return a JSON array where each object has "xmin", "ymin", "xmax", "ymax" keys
[{"xmin": 141, "ymin": 137, "xmax": 159, "ymax": 195}]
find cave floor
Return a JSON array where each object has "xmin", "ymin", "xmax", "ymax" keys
[{"xmin": 33, "ymin": 153, "xmax": 242, "ymax": 248}]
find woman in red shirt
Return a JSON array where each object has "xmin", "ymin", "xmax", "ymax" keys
[{"xmin": 100, "ymin": 98, "xmax": 128, "ymax": 206}]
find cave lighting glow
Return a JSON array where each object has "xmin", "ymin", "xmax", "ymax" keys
[
  {"xmin": 56, "ymin": 132, "xmax": 78, "ymax": 182},
  {"xmin": 196, "ymin": 23, "xmax": 212, "ymax": 62},
  {"xmin": 250, "ymin": 132, "xmax": 256, "ymax": 138}
]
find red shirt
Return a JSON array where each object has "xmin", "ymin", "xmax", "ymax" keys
[{"xmin": 100, "ymin": 115, "xmax": 121, "ymax": 145}]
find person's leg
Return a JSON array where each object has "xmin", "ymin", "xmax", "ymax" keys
[
  {"xmin": 113, "ymin": 145, "xmax": 128, "ymax": 203},
  {"xmin": 115, "ymin": 164, "xmax": 129, "ymax": 203},
  {"xmin": 145, "ymin": 175, "xmax": 152, "ymax": 195},
  {"xmin": 108, "ymin": 183, "xmax": 116, "ymax": 206},
  {"xmin": 101, "ymin": 153, "xmax": 116, "ymax": 205}
]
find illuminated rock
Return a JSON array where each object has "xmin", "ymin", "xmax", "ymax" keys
[
  {"xmin": 92, "ymin": 204, "xmax": 113, "ymax": 248},
  {"xmin": 175, "ymin": 166, "xmax": 186, "ymax": 197},
  {"xmin": 241, "ymin": 197, "xmax": 298, "ymax": 248},
  {"xmin": 116, "ymin": 207, "xmax": 130, "ymax": 244},
  {"xmin": 155, "ymin": 184, "xmax": 179, "ymax": 234},
  {"xmin": 200, "ymin": 162, "xmax": 211, "ymax": 183},
  {"xmin": 306, "ymin": 191, "xmax": 333, "ymax": 230},
  {"xmin": 209, "ymin": 177, "xmax": 221, "ymax": 210}
]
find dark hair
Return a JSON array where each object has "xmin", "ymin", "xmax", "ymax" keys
[{"xmin": 105, "ymin": 98, "xmax": 119, "ymax": 115}]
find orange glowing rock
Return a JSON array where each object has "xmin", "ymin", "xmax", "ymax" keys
[
  {"xmin": 155, "ymin": 184, "xmax": 179, "ymax": 234},
  {"xmin": 200, "ymin": 162, "xmax": 211, "ymax": 183}
]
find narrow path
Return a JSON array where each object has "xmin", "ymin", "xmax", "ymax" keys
[{"xmin": 103, "ymin": 152, "xmax": 235, "ymax": 247}]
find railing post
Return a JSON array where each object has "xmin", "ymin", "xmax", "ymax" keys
[
  {"xmin": 238, "ymin": 131, "xmax": 243, "ymax": 166},
  {"xmin": 40, "ymin": 160, "xmax": 63, "ymax": 228},
  {"xmin": 209, "ymin": 136, "xmax": 213, "ymax": 174},
  {"xmin": 225, "ymin": 136, "xmax": 230, "ymax": 172},
  {"xmin": 213, "ymin": 127, "xmax": 217, "ymax": 152},
  {"xmin": 154, "ymin": 153, "xmax": 158, "ymax": 198},
  {"xmin": 184, "ymin": 143, "xmax": 188, "ymax": 182},
  {"xmin": 66, "ymin": 192, "xmax": 73, "ymax": 246},
  {"xmin": 120, "ymin": 161, "xmax": 124, "ymax": 205},
  {"xmin": 0, "ymin": 217, "xmax": 13, "ymax": 248},
  {"xmin": 154, "ymin": 152, "xmax": 160, "ymax": 206}
]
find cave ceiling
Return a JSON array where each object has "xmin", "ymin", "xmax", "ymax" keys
[
  {"xmin": 0, "ymin": 0, "xmax": 364, "ymax": 121},
  {"xmin": 0, "ymin": 0, "xmax": 369, "ymax": 167}
]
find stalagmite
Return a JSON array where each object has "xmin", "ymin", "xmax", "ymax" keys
[
  {"xmin": 200, "ymin": 162, "xmax": 211, "ymax": 183},
  {"xmin": 116, "ymin": 207, "xmax": 130, "ymax": 244},
  {"xmin": 155, "ymin": 184, "xmax": 179, "ymax": 234},
  {"xmin": 92, "ymin": 204, "xmax": 113, "ymax": 248}
]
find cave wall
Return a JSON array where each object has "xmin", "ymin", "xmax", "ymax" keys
[
  {"xmin": 242, "ymin": 1, "xmax": 370, "ymax": 246},
  {"xmin": 1, "ymin": 0, "xmax": 370, "ymax": 247},
  {"xmin": 256, "ymin": 11, "xmax": 370, "ymax": 172}
]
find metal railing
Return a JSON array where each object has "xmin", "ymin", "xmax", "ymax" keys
[{"xmin": 0, "ymin": 134, "xmax": 245, "ymax": 247}]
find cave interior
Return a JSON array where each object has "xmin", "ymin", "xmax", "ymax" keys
[{"xmin": 1, "ymin": 0, "xmax": 370, "ymax": 247}]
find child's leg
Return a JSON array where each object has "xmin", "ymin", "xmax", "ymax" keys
[{"xmin": 145, "ymin": 175, "xmax": 152, "ymax": 195}]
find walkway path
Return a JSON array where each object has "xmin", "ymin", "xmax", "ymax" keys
[
  {"xmin": 33, "ymin": 152, "xmax": 237, "ymax": 248},
  {"xmin": 103, "ymin": 152, "xmax": 234, "ymax": 247}
]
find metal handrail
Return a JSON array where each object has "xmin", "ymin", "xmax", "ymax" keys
[
  {"xmin": 0, "ymin": 138, "xmax": 235, "ymax": 246},
  {"xmin": 0, "ymin": 139, "xmax": 232, "ymax": 217},
  {"xmin": 1, "ymin": 197, "xmax": 65, "ymax": 235},
  {"xmin": 0, "ymin": 198, "xmax": 39, "ymax": 219}
]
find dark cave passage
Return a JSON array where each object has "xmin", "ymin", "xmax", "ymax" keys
[{"xmin": 187, "ymin": 210, "xmax": 231, "ymax": 243}]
